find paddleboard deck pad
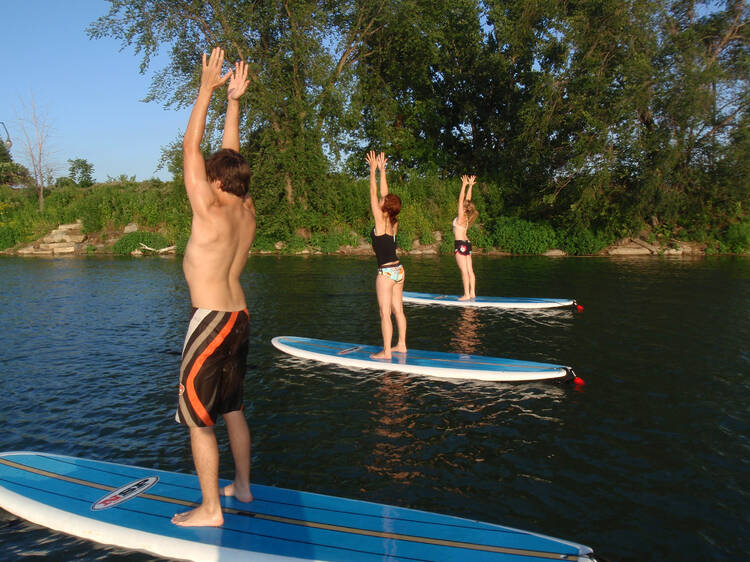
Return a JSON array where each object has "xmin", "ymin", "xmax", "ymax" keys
[
  {"xmin": 0, "ymin": 451, "xmax": 597, "ymax": 561},
  {"xmin": 402, "ymin": 292, "xmax": 576, "ymax": 309},
  {"xmin": 272, "ymin": 336, "xmax": 574, "ymax": 382}
]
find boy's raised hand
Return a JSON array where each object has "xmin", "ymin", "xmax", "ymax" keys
[
  {"xmin": 377, "ymin": 152, "xmax": 388, "ymax": 170},
  {"xmin": 201, "ymin": 47, "xmax": 231, "ymax": 92},
  {"xmin": 228, "ymin": 61, "xmax": 250, "ymax": 100}
]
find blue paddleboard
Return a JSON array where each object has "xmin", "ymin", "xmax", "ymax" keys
[
  {"xmin": 0, "ymin": 452, "xmax": 596, "ymax": 561},
  {"xmin": 272, "ymin": 336, "xmax": 574, "ymax": 382},
  {"xmin": 402, "ymin": 292, "xmax": 576, "ymax": 309}
]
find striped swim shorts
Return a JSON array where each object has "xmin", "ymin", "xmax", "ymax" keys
[{"xmin": 175, "ymin": 308, "xmax": 250, "ymax": 428}]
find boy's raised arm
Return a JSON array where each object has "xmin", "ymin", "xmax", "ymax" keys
[
  {"xmin": 183, "ymin": 47, "xmax": 230, "ymax": 213},
  {"xmin": 222, "ymin": 61, "xmax": 249, "ymax": 152}
]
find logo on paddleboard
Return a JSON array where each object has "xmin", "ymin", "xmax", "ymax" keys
[{"xmin": 91, "ymin": 476, "xmax": 159, "ymax": 511}]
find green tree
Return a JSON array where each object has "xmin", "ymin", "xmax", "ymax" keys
[
  {"xmin": 354, "ymin": 0, "xmax": 488, "ymax": 173},
  {"xmin": 0, "ymin": 141, "xmax": 11, "ymax": 164},
  {"xmin": 88, "ymin": 0, "xmax": 385, "ymax": 212},
  {"xmin": 68, "ymin": 158, "xmax": 95, "ymax": 187},
  {"xmin": 0, "ymin": 140, "xmax": 32, "ymax": 186}
]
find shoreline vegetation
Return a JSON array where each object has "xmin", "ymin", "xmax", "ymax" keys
[
  {"xmin": 3, "ymin": 2, "xmax": 747, "ymax": 260},
  {"xmin": 1, "ymin": 178, "xmax": 746, "ymax": 258}
]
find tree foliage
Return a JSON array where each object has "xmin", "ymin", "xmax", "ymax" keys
[
  {"xmin": 88, "ymin": 0, "xmax": 386, "ymax": 212},
  {"xmin": 89, "ymin": 0, "xmax": 749, "ymax": 241},
  {"xmin": 68, "ymin": 158, "xmax": 95, "ymax": 188}
]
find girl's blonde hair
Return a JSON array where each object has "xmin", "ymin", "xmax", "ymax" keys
[{"xmin": 464, "ymin": 200, "xmax": 478, "ymax": 228}]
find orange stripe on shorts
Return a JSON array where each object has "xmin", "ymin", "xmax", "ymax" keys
[{"xmin": 185, "ymin": 311, "xmax": 239, "ymax": 426}]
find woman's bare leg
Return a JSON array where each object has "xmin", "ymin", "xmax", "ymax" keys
[
  {"xmin": 391, "ymin": 279, "xmax": 407, "ymax": 352},
  {"xmin": 371, "ymin": 274, "xmax": 394, "ymax": 358}
]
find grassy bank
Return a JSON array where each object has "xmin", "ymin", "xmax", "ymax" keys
[{"xmin": 2, "ymin": 177, "xmax": 749, "ymax": 256}]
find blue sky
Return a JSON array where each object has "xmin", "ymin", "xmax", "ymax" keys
[{"xmin": 1, "ymin": 1, "xmax": 191, "ymax": 182}]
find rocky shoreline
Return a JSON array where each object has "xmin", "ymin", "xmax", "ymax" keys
[{"xmin": 0, "ymin": 220, "xmax": 716, "ymax": 258}]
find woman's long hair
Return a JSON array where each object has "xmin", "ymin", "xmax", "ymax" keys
[
  {"xmin": 464, "ymin": 200, "xmax": 478, "ymax": 228},
  {"xmin": 382, "ymin": 193, "xmax": 402, "ymax": 226}
]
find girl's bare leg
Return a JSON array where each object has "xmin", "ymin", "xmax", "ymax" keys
[
  {"xmin": 455, "ymin": 253, "xmax": 471, "ymax": 299},
  {"xmin": 466, "ymin": 253, "xmax": 476, "ymax": 298}
]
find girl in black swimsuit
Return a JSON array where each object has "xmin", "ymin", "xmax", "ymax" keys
[{"xmin": 366, "ymin": 150, "xmax": 406, "ymax": 359}]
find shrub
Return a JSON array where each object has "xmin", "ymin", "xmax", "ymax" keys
[
  {"xmin": 310, "ymin": 230, "xmax": 357, "ymax": 253},
  {"xmin": 0, "ymin": 225, "xmax": 17, "ymax": 249},
  {"xmin": 112, "ymin": 231, "xmax": 170, "ymax": 255},
  {"xmin": 439, "ymin": 238, "xmax": 454, "ymax": 255},
  {"xmin": 722, "ymin": 222, "xmax": 750, "ymax": 253},
  {"xmin": 467, "ymin": 224, "xmax": 493, "ymax": 250},
  {"xmin": 559, "ymin": 228, "xmax": 611, "ymax": 256},
  {"xmin": 490, "ymin": 217, "xmax": 558, "ymax": 254}
]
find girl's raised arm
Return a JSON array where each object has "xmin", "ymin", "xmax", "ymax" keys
[
  {"xmin": 466, "ymin": 175, "xmax": 476, "ymax": 201},
  {"xmin": 457, "ymin": 175, "xmax": 468, "ymax": 222}
]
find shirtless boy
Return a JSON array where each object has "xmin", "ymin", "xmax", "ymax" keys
[{"xmin": 173, "ymin": 47, "xmax": 256, "ymax": 527}]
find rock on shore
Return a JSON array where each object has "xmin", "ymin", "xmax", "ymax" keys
[
  {"xmin": 3, "ymin": 221, "xmax": 712, "ymax": 258},
  {"xmin": 15, "ymin": 221, "xmax": 86, "ymax": 256}
]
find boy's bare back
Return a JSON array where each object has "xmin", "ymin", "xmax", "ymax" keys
[{"xmin": 183, "ymin": 195, "xmax": 255, "ymax": 311}]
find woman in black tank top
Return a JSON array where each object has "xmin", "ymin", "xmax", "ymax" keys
[{"xmin": 366, "ymin": 150, "xmax": 407, "ymax": 359}]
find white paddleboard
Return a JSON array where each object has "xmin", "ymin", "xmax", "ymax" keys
[
  {"xmin": 272, "ymin": 336, "xmax": 575, "ymax": 382},
  {"xmin": 0, "ymin": 451, "xmax": 597, "ymax": 561},
  {"xmin": 402, "ymin": 292, "xmax": 578, "ymax": 309}
]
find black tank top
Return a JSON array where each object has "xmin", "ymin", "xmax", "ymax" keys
[{"xmin": 371, "ymin": 228, "xmax": 398, "ymax": 266}]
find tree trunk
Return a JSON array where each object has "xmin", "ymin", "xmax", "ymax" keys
[{"xmin": 284, "ymin": 172, "xmax": 293, "ymax": 205}]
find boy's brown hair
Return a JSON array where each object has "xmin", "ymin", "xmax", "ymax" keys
[{"xmin": 205, "ymin": 148, "xmax": 251, "ymax": 197}]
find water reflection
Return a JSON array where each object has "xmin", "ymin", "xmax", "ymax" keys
[
  {"xmin": 449, "ymin": 307, "xmax": 482, "ymax": 354},
  {"xmin": 367, "ymin": 372, "xmax": 424, "ymax": 482}
]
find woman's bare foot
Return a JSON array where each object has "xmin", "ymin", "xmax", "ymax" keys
[
  {"xmin": 458, "ymin": 295, "xmax": 471, "ymax": 301},
  {"xmin": 222, "ymin": 481, "xmax": 254, "ymax": 503},
  {"xmin": 171, "ymin": 505, "xmax": 224, "ymax": 527},
  {"xmin": 370, "ymin": 350, "xmax": 391, "ymax": 359},
  {"xmin": 392, "ymin": 343, "xmax": 407, "ymax": 353}
]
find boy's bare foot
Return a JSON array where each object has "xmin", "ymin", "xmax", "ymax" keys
[
  {"xmin": 171, "ymin": 505, "xmax": 224, "ymax": 527},
  {"xmin": 222, "ymin": 482, "xmax": 254, "ymax": 503},
  {"xmin": 370, "ymin": 350, "xmax": 391, "ymax": 359}
]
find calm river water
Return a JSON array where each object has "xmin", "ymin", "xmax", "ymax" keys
[{"xmin": 0, "ymin": 254, "xmax": 748, "ymax": 561}]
